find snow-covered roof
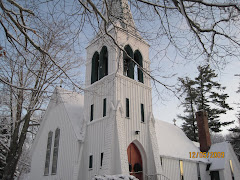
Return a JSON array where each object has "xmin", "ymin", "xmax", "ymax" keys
[
  {"xmin": 208, "ymin": 142, "xmax": 229, "ymax": 171},
  {"xmin": 192, "ymin": 141, "xmax": 200, "ymax": 148},
  {"xmin": 57, "ymin": 87, "xmax": 85, "ymax": 141},
  {"xmin": 154, "ymin": 120, "xmax": 208, "ymax": 162}
]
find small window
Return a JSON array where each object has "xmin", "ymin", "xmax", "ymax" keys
[
  {"xmin": 103, "ymin": 98, "xmax": 106, "ymax": 117},
  {"xmin": 90, "ymin": 104, "xmax": 94, "ymax": 121},
  {"xmin": 44, "ymin": 131, "xmax": 53, "ymax": 175},
  {"xmin": 197, "ymin": 163, "xmax": 201, "ymax": 180},
  {"xmin": 100, "ymin": 153, "xmax": 104, "ymax": 167},
  {"xmin": 210, "ymin": 171, "xmax": 220, "ymax": 180},
  {"xmin": 180, "ymin": 160, "xmax": 184, "ymax": 180},
  {"xmin": 141, "ymin": 104, "xmax": 144, "ymax": 123},
  {"xmin": 206, "ymin": 163, "xmax": 211, "ymax": 171},
  {"xmin": 51, "ymin": 128, "xmax": 60, "ymax": 174},
  {"xmin": 160, "ymin": 157, "xmax": 163, "ymax": 166},
  {"xmin": 126, "ymin": 98, "xmax": 129, "ymax": 118},
  {"xmin": 89, "ymin": 155, "xmax": 93, "ymax": 169}
]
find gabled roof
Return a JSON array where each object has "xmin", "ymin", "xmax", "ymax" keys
[
  {"xmin": 154, "ymin": 120, "xmax": 208, "ymax": 162},
  {"xmin": 56, "ymin": 87, "xmax": 85, "ymax": 141},
  {"xmin": 208, "ymin": 142, "xmax": 232, "ymax": 171},
  {"xmin": 30, "ymin": 87, "xmax": 85, "ymax": 156}
]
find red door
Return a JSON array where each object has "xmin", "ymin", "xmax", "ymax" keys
[{"xmin": 127, "ymin": 143, "xmax": 143, "ymax": 180}]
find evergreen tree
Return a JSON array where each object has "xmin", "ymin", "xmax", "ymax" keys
[
  {"xmin": 177, "ymin": 77, "xmax": 198, "ymax": 141},
  {"xmin": 195, "ymin": 65, "xmax": 233, "ymax": 132},
  {"xmin": 229, "ymin": 77, "xmax": 240, "ymax": 161},
  {"xmin": 229, "ymin": 122, "xmax": 240, "ymax": 161},
  {"xmin": 178, "ymin": 65, "xmax": 233, "ymax": 141}
]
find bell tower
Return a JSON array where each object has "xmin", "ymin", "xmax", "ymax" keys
[{"xmin": 81, "ymin": 1, "xmax": 162, "ymax": 179}]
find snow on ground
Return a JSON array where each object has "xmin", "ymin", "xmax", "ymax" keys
[{"xmin": 92, "ymin": 174, "xmax": 138, "ymax": 180}]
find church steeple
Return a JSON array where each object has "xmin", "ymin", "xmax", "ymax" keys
[{"xmin": 104, "ymin": 0, "xmax": 139, "ymax": 36}]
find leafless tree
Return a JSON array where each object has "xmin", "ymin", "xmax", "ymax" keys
[
  {"xmin": 1, "ymin": 0, "xmax": 240, "ymax": 85},
  {"xmin": 0, "ymin": 17, "xmax": 82, "ymax": 179}
]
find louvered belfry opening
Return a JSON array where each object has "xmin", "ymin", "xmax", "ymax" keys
[{"xmin": 91, "ymin": 46, "xmax": 108, "ymax": 84}]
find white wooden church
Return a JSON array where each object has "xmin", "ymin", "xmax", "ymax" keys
[{"xmin": 29, "ymin": 0, "xmax": 240, "ymax": 180}]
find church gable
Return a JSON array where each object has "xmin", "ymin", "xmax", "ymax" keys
[{"xmin": 30, "ymin": 88, "xmax": 84, "ymax": 180}]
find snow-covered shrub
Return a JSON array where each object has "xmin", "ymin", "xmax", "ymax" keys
[{"xmin": 92, "ymin": 174, "xmax": 138, "ymax": 180}]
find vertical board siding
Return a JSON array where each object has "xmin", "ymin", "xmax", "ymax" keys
[
  {"xmin": 84, "ymin": 76, "xmax": 115, "ymax": 179},
  {"xmin": 162, "ymin": 158, "xmax": 180, "ymax": 180},
  {"xmin": 182, "ymin": 161, "xmax": 198, "ymax": 180},
  {"xmin": 161, "ymin": 158, "xmax": 212, "ymax": 180},
  {"xmin": 30, "ymin": 98, "xmax": 80, "ymax": 180}
]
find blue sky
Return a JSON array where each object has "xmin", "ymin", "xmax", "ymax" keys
[{"xmin": 152, "ymin": 55, "xmax": 240, "ymax": 134}]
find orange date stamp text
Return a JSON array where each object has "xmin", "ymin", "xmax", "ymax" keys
[{"xmin": 189, "ymin": 152, "xmax": 224, "ymax": 158}]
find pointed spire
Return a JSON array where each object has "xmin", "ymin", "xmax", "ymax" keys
[{"xmin": 104, "ymin": 0, "xmax": 139, "ymax": 36}]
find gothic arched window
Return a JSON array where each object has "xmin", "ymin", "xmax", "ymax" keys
[
  {"xmin": 123, "ymin": 45, "xmax": 134, "ymax": 79},
  {"xmin": 51, "ymin": 128, "xmax": 60, "ymax": 174},
  {"xmin": 99, "ymin": 46, "xmax": 108, "ymax": 79},
  {"xmin": 91, "ymin": 52, "xmax": 100, "ymax": 84},
  {"xmin": 44, "ymin": 131, "xmax": 53, "ymax": 175},
  {"xmin": 134, "ymin": 50, "xmax": 144, "ymax": 83}
]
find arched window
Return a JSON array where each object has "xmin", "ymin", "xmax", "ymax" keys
[
  {"xmin": 134, "ymin": 50, "xmax": 144, "ymax": 83},
  {"xmin": 91, "ymin": 52, "xmax": 100, "ymax": 84},
  {"xmin": 123, "ymin": 45, "xmax": 134, "ymax": 79},
  {"xmin": 99, "ymin": 46, "xmax": 108, "ymax": 79},
  {"xmin": 44, "ymin": 131, "xmax": 53, "ymax": 175},
  {"xmin": 51, "ymin": 128, "xmax": 60, "ymax": 174}
]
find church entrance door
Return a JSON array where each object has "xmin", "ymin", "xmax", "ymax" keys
[{"xmin": 127, "ymin": 143, "xmax": 143, "ymax": 180}]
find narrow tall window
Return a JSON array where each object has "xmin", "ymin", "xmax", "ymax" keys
[
  {"xmin": 99, "ymin": 46, "xmax": 108, "ymax": 79},
  {"xmin": 134, "ymin": 50, "xmax": 144, "ymax": 83},
  {"xmin": 103, "ymin": 98, "xmax": 106, "ymax": 117},
  {"xmin": 44, "ymin": 131, "xmax": 53, "ymax": 175},
  {"xmin": 197, "ymin": 163, "xmax": 201, "ymax": 180},
  {"xmin": 90, "ymin": 104, "xmax": 94, "ymax": 121},
  {"xmin": 89, "ymin": 155, "xmax": 93, "ymax": 169},
  {"xmin": 229, "ymin": 160, "xmax": 234, "ymax": 180},
  {"xmin": 91, "ymin": 52, "xmax": 100, "ymax": 84},
  {"xmin": 123, "ymin": 45, "xmax": 134, "ymax": 79},
  {"xmin": 100, "ymin": 153, "xmax": 104, "ymax": 167},
  {"xmin": 141, "ymin": 104, "xmax": 144, "ymax": 123},
  {"xmin": 51, "ymin": 128, "xmax": 60, "ymax": 174},
  {"xmin": 126, "ymin": 98, "xmax": 129, "ymax": 118},
  {"xmin": 180, "ymin": 160, "xmax": 184, "ymax": 180}
]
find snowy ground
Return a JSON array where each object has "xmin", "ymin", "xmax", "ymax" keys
[{"xmin": 92, "ymin": 174, "xmax": 138, "ymax": 180}]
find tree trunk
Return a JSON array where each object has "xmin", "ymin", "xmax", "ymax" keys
[{"xmin": 2, "ymin": 112, "xmax": 31, "ymax": 180}]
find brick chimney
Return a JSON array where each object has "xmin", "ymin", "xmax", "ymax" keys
[{"xmin": 196, "ymin": 110, "xmax": 211, "ymax": 152}]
